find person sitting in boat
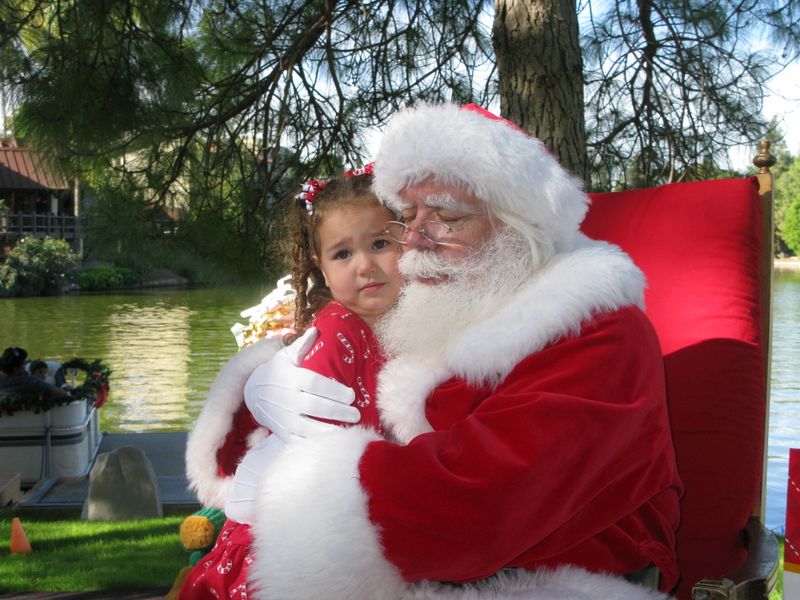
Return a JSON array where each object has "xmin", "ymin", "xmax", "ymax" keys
[
  {"xmin": 28, "ymin": 359, "xmax": 49, "ymax": 380},
  {"xmin": 0, "ymin": 347, "xmax": 71, "ymax": 401},
  {"xmin": 27, "ymin": 358, "xmax": 72, "ymax": 389}
]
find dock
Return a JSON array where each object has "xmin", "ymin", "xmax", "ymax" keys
[{"xmin": 17, "ymin": 432, "xmax": 198, "ymax": 509}]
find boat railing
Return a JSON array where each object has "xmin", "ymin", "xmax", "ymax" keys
[{"xmin": 0, "ymin": 399, "xmax": 103, "ymax": 487}]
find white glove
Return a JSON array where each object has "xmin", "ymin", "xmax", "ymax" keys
[
  {"xmin": 224, "ymin": 435, "xmax": 285, "ymax": 525},
  {"xmin": 244, "ymin": 327, "xmax": 360, "ymax": 442}
]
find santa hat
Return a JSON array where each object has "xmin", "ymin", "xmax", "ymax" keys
[{"xmin": 372, "ymin": 103, "xmax": 589, "ymax": 251}]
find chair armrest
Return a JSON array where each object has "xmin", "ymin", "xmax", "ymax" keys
[{"xmin": 692, "ymin": 517, "xmax": 779, "ymax": 600}]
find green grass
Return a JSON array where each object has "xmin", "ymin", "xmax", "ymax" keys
[
  {"xmin": 770, "ymin": 536, "xmax": 784, "ymax": 600},
  {"xmin": 0, "ymin": 508, "xmax": 788, "ymax": 596},
  {"xmin": 0, "ymin": 507, "xmax": 192, "ymax": 593}
]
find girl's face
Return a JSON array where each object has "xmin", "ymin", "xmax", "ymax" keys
[{"xmin": 315, "ymin": 203, "xmax": 402, "ymax": 326}]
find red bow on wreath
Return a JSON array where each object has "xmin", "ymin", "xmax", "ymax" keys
[{"xmin": 93, "ymin": 382, "xmax": 110, "ymax": 409}]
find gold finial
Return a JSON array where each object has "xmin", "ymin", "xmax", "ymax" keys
[{"xmin": 753, "ymin": 139, "xmax": 776, "ymax": 173}]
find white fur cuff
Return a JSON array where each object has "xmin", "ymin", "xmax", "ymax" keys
[{"xmin": 250, "ymin": 427, "xmax": 407, "ymax": 599}]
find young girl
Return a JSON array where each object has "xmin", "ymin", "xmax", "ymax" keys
[{"xmin": 179, "ymin": 166, "xmax": 402, "ymax": 600}]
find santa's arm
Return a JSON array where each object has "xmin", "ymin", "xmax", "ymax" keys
[
  {"xmin": 185, "ymin": 336, "xmax": 282, "ymax": 508},
  {"xmin": 248, "ymin": 310, "xmax": 680, "ymax": 597}
]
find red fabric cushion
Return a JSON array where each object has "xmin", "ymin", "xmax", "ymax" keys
[{"xmin": 582, "ymin": 178, "xmax": 766, "ymax": 597}]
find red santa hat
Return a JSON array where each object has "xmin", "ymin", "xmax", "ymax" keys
[{"xmin": 372, "ymin": 103, "xmax": 590, "ymax": 252}]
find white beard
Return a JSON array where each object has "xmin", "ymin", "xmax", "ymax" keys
[{"xmin": 376, "ymin": 227, "xmax": 534, "ymax": 361}]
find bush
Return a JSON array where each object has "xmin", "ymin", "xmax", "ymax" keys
[
  {"xmin": 0, "ymin": 237, "xmax": 79, "ymax": 296},
  {"xmin": 781, "ymin": 196, "xmax": 800, "ymax": 256},
  {"xmin": 77, "ymin": 267, "xmax": 123, "ymax": 290},
  {"xmin": 77, "ymin": 266, "xmax": 143, "ymax": 290},
  {"xmin": 117, "ymin": 267, "xmax": 142, "ymax": 286}
]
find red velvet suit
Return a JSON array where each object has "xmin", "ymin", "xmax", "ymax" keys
[
  {"xmin": 365, "ymin": 307, "xmax": 680, "ymax": 589},
  {"xmin": 241, "ymin": 240, "xmax": 682, "ymax": 599}
]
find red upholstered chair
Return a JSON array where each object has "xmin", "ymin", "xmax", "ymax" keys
[{"xmin": 581, "ymin": 142, "xmax": 779, "ymax": 600}]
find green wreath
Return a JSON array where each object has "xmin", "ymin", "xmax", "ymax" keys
[
  {"xmin": 61, "ymin": 358, "xmax": 112, "ymax": 402},
  {"xmin": 0, "ymin": 358, "xmax": 112, "ymax": 417}
]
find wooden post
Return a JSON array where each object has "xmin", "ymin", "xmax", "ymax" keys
[
  {"xmin": 73, "ymin": 177, "xmax": 82, "ymax": 256},
  {"xmin": 753, "ymin": 139, "xmax": 776, "ymax": 523}
]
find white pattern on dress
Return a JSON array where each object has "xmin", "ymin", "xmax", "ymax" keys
[
  {"xmin": 303, "ymin": 340, "xmax": 324, "ymax": 362},
  {"xmin": 337, "ymin": 332, "xmax": 355, "ymax": 364},
  {"xmin": 355, "ymin": 375, "xmax": 371, "ymax": 408},
  {"xmin": 360, "ymin": 328, "xmax": 372, "ymax": 359},
  {"xmin": 217, "ymin": 558, "xmax": 234, "ymax": 574}
]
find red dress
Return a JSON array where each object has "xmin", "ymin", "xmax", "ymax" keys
[{"xmin": 179, "ymin": 302, "xmax": 384, "ymax": 599}]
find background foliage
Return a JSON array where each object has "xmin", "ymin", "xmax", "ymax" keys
[
  {"xmin": 1, "ymin": 0, "xmax": 799, "ymax": 274},
  {"xmin": 0, "ymin": 237, "xmax": 79, "ymax": 296}
]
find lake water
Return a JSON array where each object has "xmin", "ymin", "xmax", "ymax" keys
[
  {"xmin": 766, "ymin": 267, "xmax": 800, "ymax": 533},
  {"xmin": 1, "ymin": 273, "xmax": 798, "ymax": 531}
]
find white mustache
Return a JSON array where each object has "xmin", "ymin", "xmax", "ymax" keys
[{"xmin": 397, "ymin": 249, "xmax": 458, "ymax": 280}]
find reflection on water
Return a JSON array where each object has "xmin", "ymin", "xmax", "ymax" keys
[
  {"xmin": 766, "ymin": 267, "xmax": 800, "ymax": 531},
  {"xmin": 0, "ymin": 285, "xmax": 267, "ymax": 431},
  {"xmin": 1, "ymin": 274, "xmax": 797, "ymax": 530},
  {"xmin": 106, "ymin": 303, "xmax": 193, "ymax": 430}
]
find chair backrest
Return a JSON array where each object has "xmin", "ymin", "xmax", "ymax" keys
[{"xmin": 581, "ymin": 161, "xmax": 773, "ymax": 598}]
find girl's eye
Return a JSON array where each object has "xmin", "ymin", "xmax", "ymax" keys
[
  {"xmin": 373, "ymin": 238, "xmax": 391, "ymax": 251},
  {"xmin": 333, "ymin": 249, "xmax": 351, "ymax": 260}
]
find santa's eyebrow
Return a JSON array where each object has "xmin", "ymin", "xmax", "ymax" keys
[{"xmin": 423, "ymin": 192, "xmax": 472, "ymax": 212}]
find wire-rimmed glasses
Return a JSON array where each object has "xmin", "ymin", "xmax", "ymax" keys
[{"xmin": 384, "ymin": 216, "xmax": 482, "ymax": 246}]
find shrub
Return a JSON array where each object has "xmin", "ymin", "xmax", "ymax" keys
[
  {"xmin": 77, "ymin": 267, "xmax": 123, "ymax": 290},
  {"xmin": 77, "ymin": 266, "xmax": 143, "ymax": 290},
  {"xmin": 781, "ymin": 196, "xmax": 800, "ymax": 256},
  {"xmin": 117, "ymin": 267, "xmax": 142, "ymax": 286},
  {"xmin": 0, "ymin": 237, "xmax": 79, "ymax": 296}
]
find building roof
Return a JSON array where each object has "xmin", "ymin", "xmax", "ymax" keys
[{"xmin": 0, "ymin": 140, "xmax": 69, "ymax": 191}]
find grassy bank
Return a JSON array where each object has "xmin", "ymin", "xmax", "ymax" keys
[
  {"xmin": 0, "ymin": 507, "xmax": 191, "ymax": 593},
  {"xmin": 0, "ymin": 508, "xmax": 786, "ymax": 596},
  {"xmin": 770, "ymin": 536, "xmax": 784, "ymax": 600}
]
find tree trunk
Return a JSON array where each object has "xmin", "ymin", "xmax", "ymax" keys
[{"xmin": 493, "ymin": 0, "xmax": 587, "ymax": 183}]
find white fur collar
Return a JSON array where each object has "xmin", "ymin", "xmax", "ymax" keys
[{"xmin": 378, "ymin": 238, "xmax": 644, "ymax": 444}]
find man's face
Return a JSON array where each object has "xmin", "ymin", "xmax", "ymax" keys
[{"xmin": 395, "ymin": 179, "xmax": 497, "ymax": 283}]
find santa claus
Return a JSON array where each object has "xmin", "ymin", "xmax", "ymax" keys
[{"xmin": 183, "ymin": 103, "xmax": 682, "ymax": 599}]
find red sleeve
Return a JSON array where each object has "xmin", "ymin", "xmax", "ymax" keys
[
  {"xmin": 215, "ymin": 403, "xmax": 260, "ymax": 478},
  {"xmin": 300, "ymin": 306, "xmax": 363, "ymax": 398},
  {"xmin": 360, "ymin": 308, "xmax": 681, "ymax": 585}
]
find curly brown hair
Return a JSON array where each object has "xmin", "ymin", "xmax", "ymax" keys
[{"xmin": 286, "ymin": 173, "xmax": 387, "ymax": 343}]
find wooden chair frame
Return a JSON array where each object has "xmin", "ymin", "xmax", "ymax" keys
[{"xmin": 690, "ymin": 140, "xmax": 780, "ymax": 600}]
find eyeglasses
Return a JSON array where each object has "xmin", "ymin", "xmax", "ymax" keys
[{"xmin": 384, "ymin": 215, "xmax": 482, "ymax": 246}]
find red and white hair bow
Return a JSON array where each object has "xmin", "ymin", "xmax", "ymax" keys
[{"xmin": 295, "ymin": 163, "xmax": 374, "ymax": 216}]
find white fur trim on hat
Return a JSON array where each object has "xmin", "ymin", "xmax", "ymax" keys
[
  {"xmin": 249, "ymin": 426, "xmax": 407, "ymax": 599},
  {"xmin": 372, "ymin": 103, "xmax": 589, "ymax": 250},
  {"xmin": 185, "ymin": 336, "xmax": 281, "ymax": 508}
]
